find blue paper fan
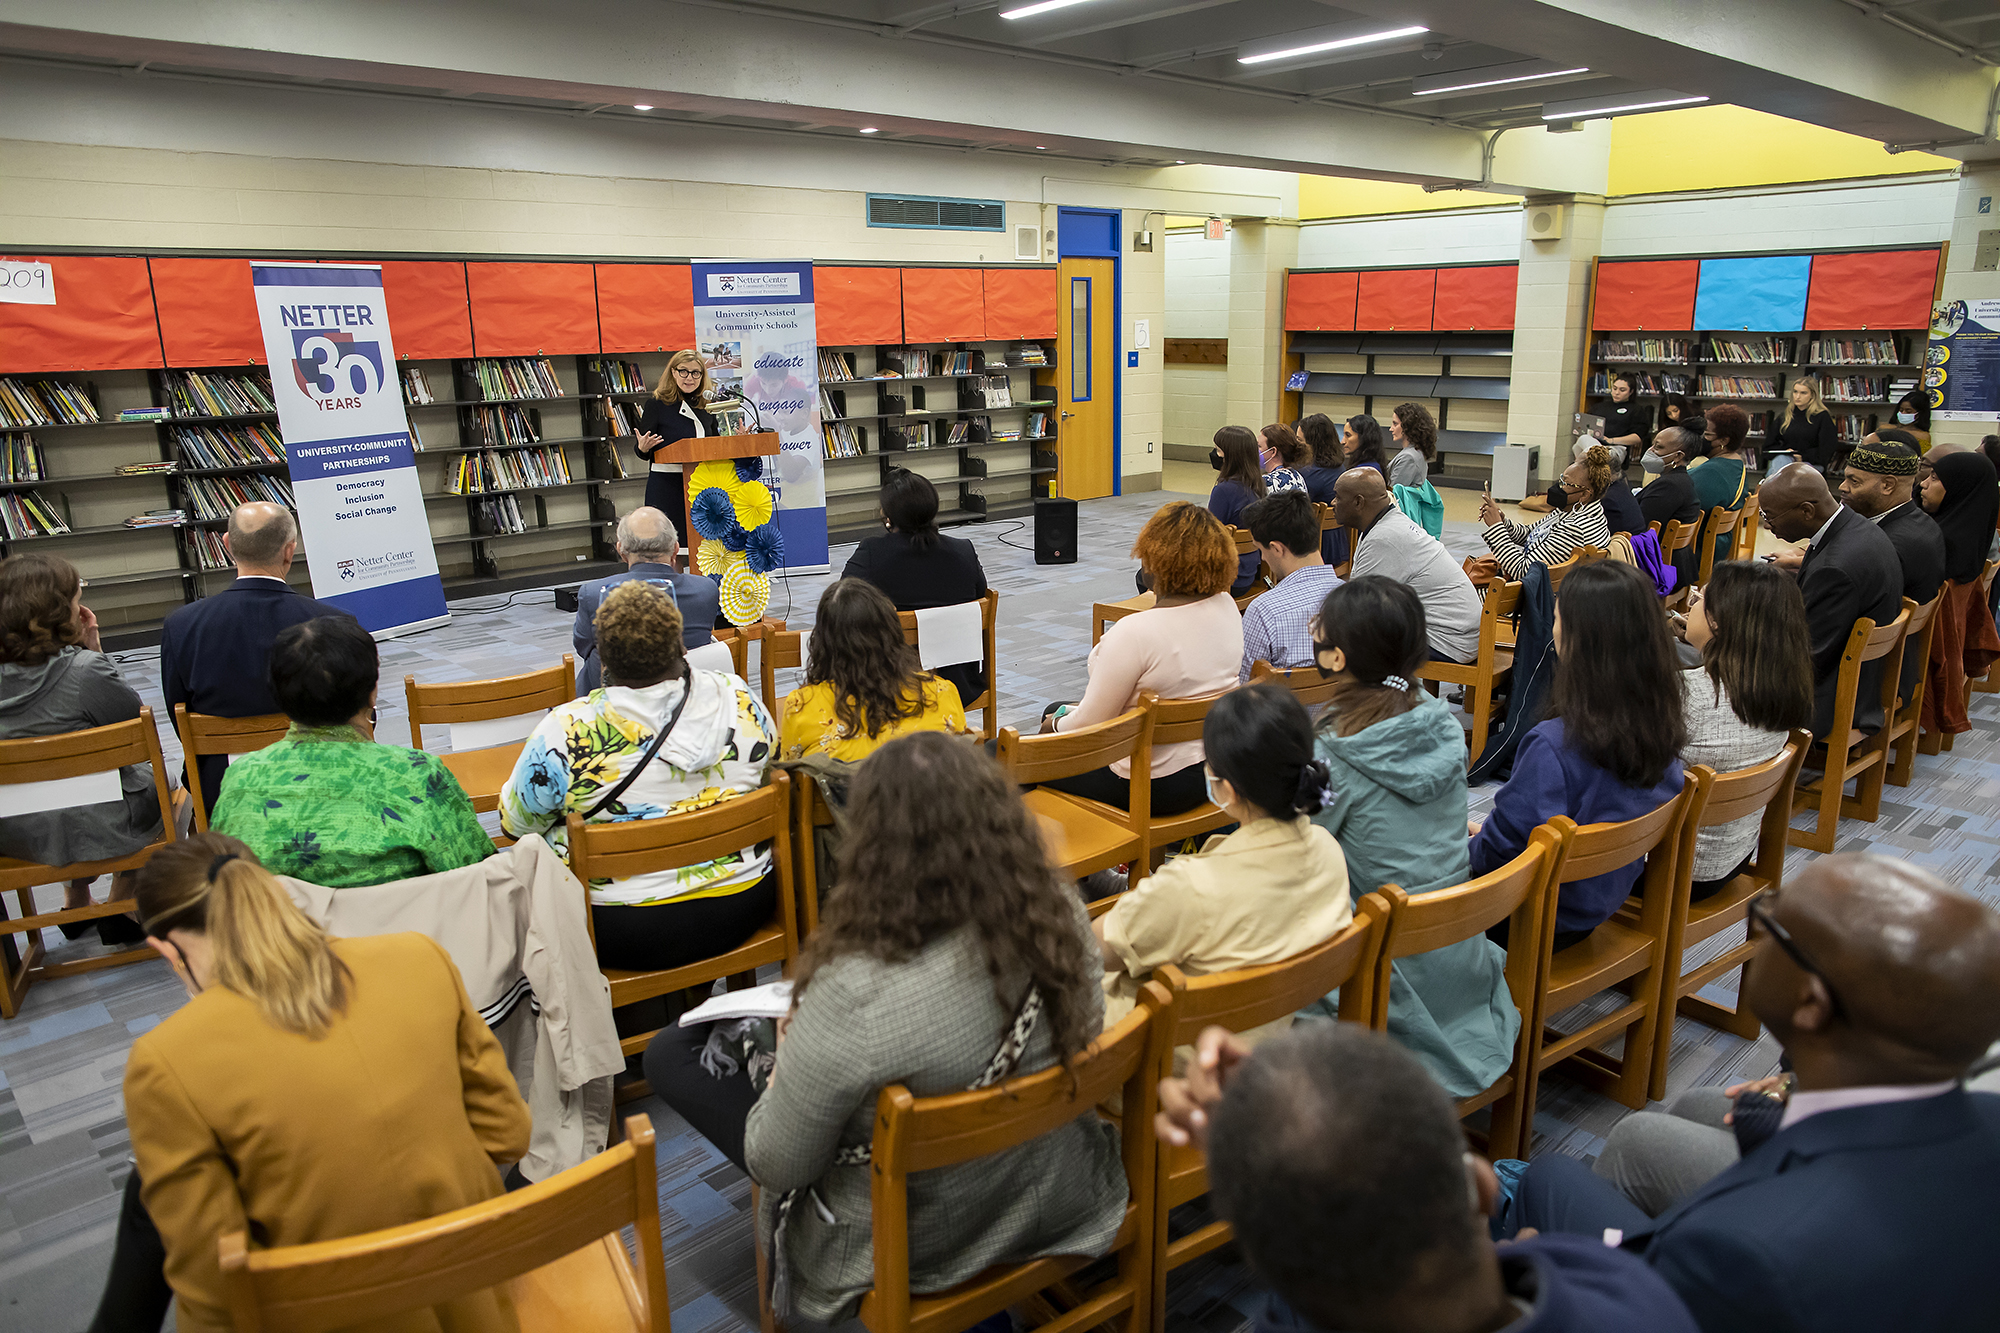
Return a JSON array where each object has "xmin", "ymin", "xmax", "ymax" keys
[
  {"xmin": 733, "ymin": 458, "xmax": 765, "ymax": 483},
  {"xmin": 689, "ymin": 487, "xmax": 738, "ymax": 540},
  {"xmin": 744, "ymin": 522, "xmax": 786, "ymax": 575}
]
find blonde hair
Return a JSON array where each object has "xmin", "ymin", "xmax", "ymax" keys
[
  {"xmin": 654, "ymin": 349, "xmax": 712, "ymax": 406},
  {"xmin": 136, "ymin": 833, "xmax": 352, "ymax": 1039},
  {"xmin": 1780, "ymin": 375, "xmax": 1827, "ymax": 432}
]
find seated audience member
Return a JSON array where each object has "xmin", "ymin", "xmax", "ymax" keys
[
  {"xmin": 1767, "ymin": 375, "xmax": 1838, "ymax": 474},
  {"xmin": 211, "ymin": 617, "xmax": 492, "ymax": 888},
  {"xmin": 1659, "ymin": 392, "xmax": 1694, "ymax": 432},
  {"xmin": 1676, "ymin": 563, "xmax": 1813, "ymax": 899},
  {"xmin": 1294, "ymin": 414, "xmax": 1343, "ymax": 510},
  {"xmin": 841, "ymin": 467, "xmax": 990, "ymax": 705},
  {"xmin": 1691, "ymin": 405, "xmax": 1752, "ymax": 560},
  {"xmin": 1756, "ymin": 464, "xmax": 1901, "ymax": 738},
  {"xmin": 1342, "ymin": 414, "xmax": 1391, "ymax": 478},
  {"xmin": 501, "ymin": 580, "xmax": 777, "ymax": 970},
  {"xmin": 1386, "ymin": 402, "xmax": 1437, "ymax": 491},
  {"xmin": 1258, "ymin": 422, "xmax": 1308, "ymax": 493},
  {"xmin": 159, "ymin": 501, "xmax": 349, "ymax": 811},
  {"xmin": 1636, "ymin": 424, "xmax": 1704, "ymax": 587},
  {"xmin": 574, "ymin": 506, "xmax": 719, "ymax": 693},
  {"xmin": 1238, "ymin": 490, "xmax": 1341, "ymax": 678},
  {"xmin": 0, "ymin": 552, "xmax": 166, "ymax": 944},
  {"xmin": 780, "ymin": 579, "xmax": 964, "ymax": 761},
  {"xmin": 1045, "ymin": 502, "xmax": 1242, "ymax": 816},
  {"xmin": 648, "ymin": 733, "xmax": 1127, "ymax": 1322},
  {"xmin": 1338, "ymin": 467, "xmax": 1482, "ymax": 664},
  {"xmin": 1471, "ymin": 562, "xmax": 1686, "ymax": 949},
  {"xmin": 1208, "ymin": 426, "xmax": 1268, "ymax": 593},
  {"xmin": 1479, "ymin": 444, "xmax": 1615, "ymax": 582},
  {"xmin": 1095, "ymin": 684, "xmax": 1350, "ymax": 1047},
  {"xmin": 1594, "ymin": 371, "xmax": 1653, "ymax": 466},
  {"xmin": 1503, "ymin": 854, "xmax": 2000, "ymax": 1333},
  {"xmin": 1918, "ymin": 448, "xmax": 2000, "ymax": 739},
  {"xmin": 1829, "ymin": 437, "xmax": 1944, "ymax": 698},
  {"xmin": 100, "ymin": 832, "xmax": 530, "ymax": 1333},
  {"xmin": 1163, "ymin": 1024, "xmax": 1699, "ymax": 1333},
  {"xmin": 1525, "ymin": 463, "xmax": 1646, "ymax": 535},
  {"xmin": 1309, "ymin": 578, "xmax": 1516, "ymax": 1098},
  {"xmin": 1889, "ymin": 388, "xmax": 1932, "ymax": 450}
]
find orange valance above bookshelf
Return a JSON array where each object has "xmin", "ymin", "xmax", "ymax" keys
[
  {"xmin": 151, "ymin": 257, "xmax": 265, "ymax": 365},
  {"xmin": 981, "ymin": 268, "xmax": 1058, "ymax": 340},
  {"xmin": 594, "ymin": 263, "xmax": 696, "ymax": 354},
  {"xmin": 378, "ymin": 261, "xmax": 474, "ymax": 361},
  {"xmin": 1804, "ymin": 250, "xmax": 1941, "ymax": 331},
  {"xmin": 1286, "ymin": 264, "xmax": 1517, "ymax": 333},
  {"xmin": 816, "ymin": 267, "xmax": 904, "ymax": 345},
  {"xmin": 1356, "ymin": 269, "xmax": 1437, "ymax": 332},
  {"xmin": 902, "ymin": 267, "xmax": 985, "ymax": 343},
  {"xmin": 1285, "ymin": 272, "xmax": 1358, "ymax": 331},
  {"xmin": 467, "ymin": 262, "xmax": 599, "ymax": 357},
  {"xmin": 0, "ymin": 255, "xmax": 164, "ymax": 372},
  {"xmin": 1433, "ymin": 265, "xmax": 1518, "ymax": 331}
]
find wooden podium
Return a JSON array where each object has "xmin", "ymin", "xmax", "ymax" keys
[{"xmin": 658, "ymin": 432, "xmax": 782, "ymax": 572}]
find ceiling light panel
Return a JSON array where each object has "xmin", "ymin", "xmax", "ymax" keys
[
  {"xmin": 1541, "ymin": 89, "xmax": 1709, "ymax": 120},
  {"xmin": 1001, "ymin": 0, "xmax": 1100, "ymax": 19},
  {"xmin": 1237, "ymin": 22, "xmax": 1428, "ymax": 66},
  {"xmin": 1412, "ymin": 59, "xmax": 1589, "ymax": 96}
]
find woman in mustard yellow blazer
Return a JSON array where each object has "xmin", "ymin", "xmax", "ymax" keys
[{"xmin": 99, "ymin": 832, "xmax": 531, "ymax": 1333}]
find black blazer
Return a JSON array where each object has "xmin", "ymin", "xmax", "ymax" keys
[
  {"xmin": 159, "ymin": 578, "xmax": 352, "ymax": 810},
  {"xmin": 1876, "ymin": 502, "xmax": 1948, "ymax": 701},
  {"xmin": 1769, "ymin": 408, "xmax": 1838, "ymax": 470},
  {"xmin": 1637, "ymin": 469, "xmax": 1702, "ymax": 586},
  {"xmin": 635, "ymin": 397, "xmax": 719, "ymax": 464},
  {"xmin": 1796, "ymin": 507, "xmax": 1903, "ymax": 737},
  {"xmin": 841, "ymin": 530, "xmax": 989, "ymax": 704},
  {"xmin": 1632, "ymin": 1090, "xmax": 1998, "ymax": 1333}
]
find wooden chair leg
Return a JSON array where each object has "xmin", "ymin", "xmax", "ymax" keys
[
  {"xmin": 1788, "ymin": 773, "xmax": 1840, "ymax": 854},
  {"xmin": 1889, "ymin": 723, "xmax": 1917, "ymax": 787},
  {"xmin": 1843, "ymin": 748, "xmax": 1888, "ymax": 823},
  {"xmin": 1468, "ymin": 686, "xmax": 1493, "ymax": 769}
]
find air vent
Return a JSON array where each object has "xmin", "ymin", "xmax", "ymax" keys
[{"xmin": 866, "ymin": 194, "xmax": 1006, "ymax": 232}]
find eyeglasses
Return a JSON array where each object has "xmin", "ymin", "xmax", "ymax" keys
[
  {"xmin": 1746, "ymin": 891, "xmax": 1843, "ymax": 1018},
  {"xmin": 674, "ymin": 366, "xmax": 702, "ymax": 376}
]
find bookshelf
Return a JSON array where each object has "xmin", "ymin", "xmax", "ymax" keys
[{"xmin": 1280, "ymin": 330, "xmax": 1514, "ymax": 487}]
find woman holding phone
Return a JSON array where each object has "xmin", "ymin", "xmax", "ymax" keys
[{"xmin": 634, "ymin": 349, "xmax": 719, "ymax": 549}]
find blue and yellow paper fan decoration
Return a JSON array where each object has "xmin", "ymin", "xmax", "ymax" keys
[
  {"xmin": 719, "ymin": 556, "xmax": 772, "ymax": 626},
  {"xmin": 689, "ymin": 455, "xmax": 783, "ymax": 624},
  {"xmin": 745, "ymin": 523, "xmax": 785, "ymax": 576}
]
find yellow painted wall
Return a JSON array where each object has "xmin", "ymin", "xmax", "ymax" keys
[
  {"xmin": 1299, "ymin": 176, "xmax": 1516, "ymax": 219},
  {"xmin": 1606, "ymin": 105, "xmax": 1956, "ymax": 195}
]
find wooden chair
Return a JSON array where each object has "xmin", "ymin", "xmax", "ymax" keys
[
  {"xmin": 1228, "ymin": 527, "xmax": 1270, "ymax": 611},
  {"xmin": 1091, "ymin": 592, "xmax": 1154, "ymax": 647},
  {"xmin": 1148, "ymin": 901, "xmax": 1387, "ymax": 1331},
  {"xmin": 756, "ymin": 626, "xmax": 806, "ymax": 717},
  {"xmin": 0, "ymin": 709, "xmax": 180, "ymax": 1019},
  {"xmin": 1369, "ymin": 829, "xmax": 1561, "ymax": 1161},
  {"xmin": 847, "ymin": 980, "xmax": 1173, "ymax": 1333},
  {"xmin": 994, "ymin": 704, "xmax": 1154, "ymax": 887},
  {"xmin": 1650, "ymin": 519, "xmax": 1699, "ymax": 610},
  {"xmin": 1735, "ymin": 492, "xmax": 1760, "ymax": 561},
  {"xmin": 219, "ymin": 1113, "xmax": 670, "ymax": 1332},
  {"xmin": 787, "ymin": 772, "xmax": 841, "ymax": 939},
  {"xmin": 565, "ymin": 772, "xmax": 800, "ymax": 1096},
  {"xmin": 1542, "ymin": 545, "xmax": 1608, "ymax": 596},
  {"xmin": 1313, "ymin": 504, "xmax": 1359, "ymax": 577},
  {"xmin": 686, "ymin": 627, "xmax": 751, "ymax": 679},
  {"xmin": 1249, "ymin": 659, "xmax": 1339, "ymax": 716},
  {"xmin": 1886, "ymin": 591, "xmax": 1944, "ymax": 784},
  {"xmin": 1973, "ymin": 559, "xmax": 2000, "ymax": 696},
  {"xmin": 1414, "ymin": 578, "xmax": 1522, "ymax": 769},
  {"xmin": 173, "ymin": 705, "xmax": 288, "ymax": 831},
  {"xmin": 897, "ymin": 590, "xmax": 1001, "ymax": 741},
  {"xmin": 1694, "ymin": 504, "xmax": 1743, "ymax": 587},
  {"xmin": 1525, "ymin": 783, "xmax": 1692, "ymax": 1115},
  {"xmin": 407, "ymin": 656, "xmax": 576, "ymax": 813},
  {"xmin": 1789, "ymin": 602, "xmax": 1911, "ymax": 852},
  {"xmin": 1133, "ymin": 689, "xmax": 1233, "ymax": 880},
  {"xmin": 1616, "ymin": 732, "xmax": 1809, "ymax": 1100}
]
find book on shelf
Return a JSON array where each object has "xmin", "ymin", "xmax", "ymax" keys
[
  {"xmin": 944, "ymin": 420, "xmax": 972, "ymax": 445},
  {"xmin": 0, "ymin": 377, "xmax": 98, "ymax": 427},
  {"xmin": 190, "ymin": 527, "xmax": 233, "ymax": 570},
  {"xmin": 601, "ymin": 400, "xmax": 642, "ymax": 438},
  {"xmin": 1820, "ymin": 374, "xmax": 1891, "ymax": 404},
  {"xmin": 1806, "ymin": 337, "xmax": 1900, "ymax": 367},
  {"xmin": 471, "ymin": 404, "xmax": 541, "ymax": 446},
  {"xmin": 589, "ymin": 359, "xmax": 647, "ymax": 394},
  {"xmin": 823, "ymin": 420, "xmax": 865, "ymax": 460},
  {"xmin": 408, "ymin": 419, "xmax": 425, "ymax": 452},
  {"xmin": 1011, "ymin": 344, "xmax": 1049, "ymax": 367},
  {"xmin": 980, "ymin": 374, "xmax": 1013, "ymax": 408},
  {"xmin": 1587, "ymin": 371, "xmax": 1690, "ymax": 396},
  {"xmin": 1834, "ymin": 412, "xmax": 1875, "ymax": 442},
  {"xmin": 118, "ymin": 406, "xmax": 171, "ymax": 423},
  {"xmin": 126, "ymin": 509, "xmax": 185, "ymax": 528},
  {"xmin": 1704, "ymin": 337, "xmax": 1794, "ymax": 365},
  {"xmin": 116, "ymin": 461, "xmax": 177, "ymax": 477},
  {"xmin": 1026, "ymin": 411, "xmax": 1049, "ymax": 437},
  {"xmin": 471, "ymin": 358, "xmax": 564, "ymax": 400},
  {"xmin": 449, "ymin": 446, "xmax": 573, "ymax": 495},
  {"xmin": 817, "ymin": 386, "xmax": 847, "ymax": 421},
  {"xmin": 401, "ymin": 366, "xmax": 436, "ymax": 406},
  {"xmin": 180, "ymin": 473, "xmax": 296, "ymax": 522},
  {"xmin": 0, "ymin": 490, "xmax": 69, "ymax": 538},
  {"xmin": 170, "ymin": 422, "xmax": 287, "ymax": 469},
  {"xmin": 1591, "ymin": 337, "xmax": 1694, "ymax": 362},
  {"xmin": 165, "ymin": 370, "xmax": 275, "ymax": 418},
  {"xmin": 472, "ymin": 494, "xmax": 528, "ymax": 535},
  {"xmin": 1696, "ymin": 375, "xmax": 1777, "ymax": 398},
  {"xmin": 1, "ymin": 432, "xmax": 47, "ymax": 483},
  {"xmin": 817, "ymin": 350, "xmax": 857, "ymax": 382},
  {"xmin": 988, "ymin": 425, "xmax": 1023, "ymax": 443},
  {"xmin": 595, "ymin": 440, "xmax": 632, "ymax": 480}
]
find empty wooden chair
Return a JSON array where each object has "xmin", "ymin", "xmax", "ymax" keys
[
  {"xmin": 994, "ymin": 704, "xmax": 1154, "ymax": 889},
  {"xmin": 406, "ymin": 656, "xmax": 576, "ymax": 813},
  {"xmin": 219, "ymin": 1113, "xmax": 670, "ymax": 1332},
  {"xmin": 1414, "ymin": 578, "xmax": 1521, "ymax": 768},
  {"xmin": 1735, "ymin": 492, "xmax": 1760, "ymax": 561},
  {"xmin": 173, "ymin": 705, "xmax": 289, "ymax": 832},
  {"xmin": 898, "ymin": 590, "xmax": 1001, "ymax": 741},
  {"xmin": 565, "ymin": 772, "xmax": 800, "ymax": 1096},
  {"xmin": 1369, "ymin": 829, "xmax": 1560, "ymax": 1161},
  {"xmin": 1789, "ymin": 603, "xmax": 1910, "ymax": 852},
  {"xmin": 1249, "ymin": 659, "xmax": 1338, "ymax": 715},
  {"xmin": 1133, "ymin": 689, "xmax": 1232, "ymax": 880},
  {"xmin": 0, "ymin": 709, "xmax": 180, "ymax": 1018},
  {"xmin": 1694, "ymin": 504, "xmax": 1744, "ymax": 588},
  {"xmin": 1886, "ymin": 591, "xmax": 1944, "ymax": 784},
  {"xmin": 1148, "ymin": 902, "xmax": 1386, "ymax": 1330},
  {"xmin": 756, "ymin": 625, "xmax": 805, "ymax": 718}
]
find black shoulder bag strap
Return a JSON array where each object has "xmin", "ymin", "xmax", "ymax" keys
[{"xmin": 582, "ymin": 671, "xmax": 695, "ymax": 819}]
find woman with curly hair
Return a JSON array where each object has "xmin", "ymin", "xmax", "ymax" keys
[
  {"xmin": 500, "ymin": 579, "xmax": 777, "ymax": 969},
  {"xmin": 1477, "ymin": 442, "xmax": 1615, "ymax": 581},
  {"xmin": 1387, "ymin": 402, "xmax": 1437, "ymax": 490},
  {"xmin": 0, "ymin": 552, "xmax": 168, "ymax": 943},
  {"xmin": 780, "ymin": 579, "xmax": 965, "ymax": 762},
  {"xmin": 648, "ymin": 732, "xmax": 1128, "ymax": 1324},
  {"xmin": 1045, "ymin": 502, "xmax": 1242, "ymax": 815}
]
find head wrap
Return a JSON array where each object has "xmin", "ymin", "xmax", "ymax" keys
[
  {"xmin": 1845, "ymin": 441, "xmax": 1921, "ymax": 478},
  {"xmin": 1929, "ymin": 450, "xmax": 2000, "ymax": 585}
]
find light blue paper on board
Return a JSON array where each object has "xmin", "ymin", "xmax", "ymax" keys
[{"xmin": 1691, "ymin": 254, "xmax": 1811, "ymax": 331}]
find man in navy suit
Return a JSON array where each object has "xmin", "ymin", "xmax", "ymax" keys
[
  {"xmin": 574, "ymin": 507, "xmax": 719, "ymax": 693},
  {"xmin": 1504, "ymin": 854, "xmax": 2000, "ymax": 1332},
  {"xmin": 159, "ymin": 502, "xmax": 350, "ymax": 812}
]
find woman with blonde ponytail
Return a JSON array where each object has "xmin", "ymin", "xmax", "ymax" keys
[{"xmin": 96, "ymin": 834, "xmax": 531, "ymax": 1333}]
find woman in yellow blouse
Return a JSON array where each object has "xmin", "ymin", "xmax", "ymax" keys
[{"xmin": 780, "ymin": 579, "xmax": 965, "ymax": 762}]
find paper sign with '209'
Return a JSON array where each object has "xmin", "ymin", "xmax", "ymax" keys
[{"xmin": 0, "ymin": 261, "xmax": 55, "ymax": 306}]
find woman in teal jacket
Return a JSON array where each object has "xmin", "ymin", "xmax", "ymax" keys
[{"xmin": 1307, "ymin": 576, "xmax": 1519, "ymax": 1098}]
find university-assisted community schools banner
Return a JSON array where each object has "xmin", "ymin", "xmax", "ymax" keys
[
  {"xmin": 250, "ymin": 263, "xmax": 448, "ymax": 636},
  {"xmin": 692, "ymin": 259, "xmax": 829, "ymax": 570},
  {"xmin": 1927, "ymin": 298, "xmax": 2000, "ymax": 423}
]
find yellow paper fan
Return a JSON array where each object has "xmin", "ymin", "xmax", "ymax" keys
[
  {"xmin": 689, "ymin": 460, "xmax": 741, "ymax": 497},
  {"xmin": 718, "ymin": 560, "xmax": 772, "ymax": 626},
  {"xmin": 733, "ymin": 481, "xmax": 775, "ymax": 531},
  {"xmin": 695, "ymin": 539, "xmax": 728, "ymax": 575}
]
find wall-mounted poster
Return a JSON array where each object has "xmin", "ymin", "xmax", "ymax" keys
[{"xmin": 1926, "ymin": 298, "xmax": 2000, "ymax": 423}]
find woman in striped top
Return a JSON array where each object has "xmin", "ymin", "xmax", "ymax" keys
[{"xmin": 1478, "ymin": 443, "xmax": 1615, "ymax": 581}]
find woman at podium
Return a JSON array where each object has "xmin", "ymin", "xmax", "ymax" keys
[{"xmin": 634, "ymin": 349, "xmax": 720, "ymax": 545}]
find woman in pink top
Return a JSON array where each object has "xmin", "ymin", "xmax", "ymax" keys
[{"xmin": 1041, "ymin": 503, "xmax": 1244, "ymax": 815}]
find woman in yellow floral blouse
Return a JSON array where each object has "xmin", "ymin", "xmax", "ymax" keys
[{"xmin": 780, "ymin": 580, "xmax": 965, "ymax": 763}]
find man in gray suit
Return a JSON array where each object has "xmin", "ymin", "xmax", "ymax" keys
[{"xmin": 574, "ymin": 507, "xmax": 720, "ymax": 692}]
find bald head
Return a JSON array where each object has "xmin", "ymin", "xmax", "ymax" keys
[
  {"xmin": 1332, "ymin": 465, "xmax": 1391, "ymax": 530},
  {"xmin": 615, "ymin": 506, "xmax": 679, "ymax": 565},
  {"xmin": 1758, "ymin": 464, "xmax": 1838, "ymax": 543},
  {"xmin": 225, "ymin": 502, "xmax": 297, "ymax": 573},
  {"xmin": 1752, "ymin": 855, "xmax": 2000, "ymax": 1085}
]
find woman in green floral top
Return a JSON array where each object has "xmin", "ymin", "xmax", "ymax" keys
[
  {"xmin": 500, "ymin": 580, "xmax": 778, "ymax": 970},
  {"xmin": 211, "ymin": 617, "xmax": 494, "ymax": 886}
]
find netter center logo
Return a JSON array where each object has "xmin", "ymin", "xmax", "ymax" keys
[{"xmin": 336, "ymin": 549, "xmax": 420, "ymax": 583}]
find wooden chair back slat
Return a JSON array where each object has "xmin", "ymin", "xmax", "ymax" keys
[
  {"xmin": 1694, "ymin": 737, "xmax": 1807, "ymax": 826},
  {"xmin": 1160, "ymin": 895, "xmax": 1387, "ymax": 1043},
  {"xmin": 1543, "ymin": 545, "xmax": 1608, "ymax": 594},
  {"xmin": 758, "ymin": 628, "xmax": 806, "ymax": 718},
  {"xmin": 405, "ymin": 657, "xmax": 575, "ymax": 751},
  {"xmin": 1248, "ymin": 660, "xmax": 1338, "ymax": 712},
  {"xmin": 1377, "ymin": 834, "xmax": 1555, "ymax": 964},
  {"xmin": 0, "ymin": 713, "xmax": 159, "ymax": 783},
  {"xmin": 994, "ymin": 704, "xmax": 1154, "ymax": 788},
  {"xmin": 1696, "ymin": 503, "xmax": 1744, "ymax": 586},
  {"xmin": 1138, "ymin": 688, "xmax": 1231, "ymax": 748},
  {"xmin": 566, "ymin": 776, "xmax": 788, "ymax": 884},
  {"xmin": 175, "ymin": 705, "xmax": 290, "ymax": 831},
  {"xmin": 1736, "ymin": 492, "xmax": 1760, "ymax": 560},
  {"xmin": 1552, "ymin": 788, "xmax": 1688, "ymax": 883}
]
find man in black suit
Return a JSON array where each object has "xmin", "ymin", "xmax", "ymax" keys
[
  {"xmin": 159, "ymin": 502, "xmax": 349, "ymax": 811},
  {"xmin": 1834, "ymin": 436, "xmax": 1945, "ymax": 700},
  {"xmin": 1502, "ymin": 853, "xmax": 2000, "ymax": 1333},
  {"xmin": 1759, "ymin": 465, "xmax": 1902, "ymax": 736}
]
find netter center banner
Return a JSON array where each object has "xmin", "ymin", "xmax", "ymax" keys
[
  {"xmin": 251, "ymin": 263, "xmax": 448, "ymax": 636},
  {"xmin": 692, "ymin": 259, "xmax": 828, "ymax": 570},
  {"xmin": 1928, "ymin": 297, "xmax": 2000, "ymax": 424}
]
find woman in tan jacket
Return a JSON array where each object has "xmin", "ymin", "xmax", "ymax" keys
[{"xmin": 100, "ymin": 833, "xmax": 531, "ymax": 1333}]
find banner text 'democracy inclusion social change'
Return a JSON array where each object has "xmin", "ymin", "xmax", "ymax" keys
[{"xmin": 251, "ymin": 264, "xmax": 448, "ymax": 635}]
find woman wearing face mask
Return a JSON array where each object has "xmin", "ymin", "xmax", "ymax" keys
[
  {"xmin": 1206, "ymin": 425, "xmax": 1268, "ymax": 593},
  {"xmin": 1767, "ymin": 376, "xmax": 1837, "ymax": 475},
  {"xmin": 1890, "ymin": 390, "xmax": 1932, "ymax": 451},
  {"xmin": 1918, "ymin": 448, "xmax": 2000, "ymax": 741},
  {"xmin": 1637, "ymin": 424, "xmax": 1704, "ymax": 588},
  {"xmin": 1690, "ymin": 404, "xmax": 1752, "ymax": 563},
  {"xmin": 1478, "ymin": 443, "xmax": 1616, "ymax": 581},
  {"xmin": 1257, "ymin": 422, "xmax": 1309, "ymax": 494}
]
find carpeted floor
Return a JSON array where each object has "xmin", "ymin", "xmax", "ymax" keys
[{"xmin": 2, "ymin": 485, "xmax": 1992, "ymax": 1333}]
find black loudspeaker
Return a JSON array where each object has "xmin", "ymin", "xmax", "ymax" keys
[{"xmin": 1034, "ymin": 498, "xmax": 1079, "ymax": 565}]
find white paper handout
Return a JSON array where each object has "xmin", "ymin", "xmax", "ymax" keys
[
  {"xmin": 915, "ymin": 601, "xmax": 984, "ymax": 670},
  {"xmin": 679, "ymin": 979, "xmax": 794, "ymax": 1026}
]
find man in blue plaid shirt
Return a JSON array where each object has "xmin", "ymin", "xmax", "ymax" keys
[{"xmin": 1238, "ymin": 491, "xmax": 1342, "ymax": 679}]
